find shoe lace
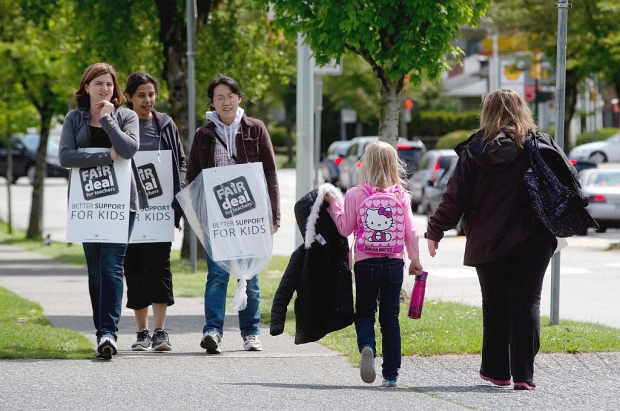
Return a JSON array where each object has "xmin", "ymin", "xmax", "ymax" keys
[
  {"xmin": 245, "ymin": 335, "xmax": 259, "ymax": 344},
  {"xmin": 154, "ymin": 329, "xmax": 169, "ymax": 340},
  {"xmin": 136, "ymin": 329, "xmax": 150, "ymax": 340}
]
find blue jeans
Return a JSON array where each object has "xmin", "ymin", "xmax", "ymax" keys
[
  {"xmin": 354, "ymin": 257, "xmax": 404, "ymax": 381},
  {"xmin": 83, "ymin": 212, "xmax": 135, "ymax": 342},
  {"xmin": 203, "ymin": 254, "xmax": 260, "ymax": 337}
]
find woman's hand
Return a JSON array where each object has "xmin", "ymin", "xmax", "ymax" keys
[
  {"xmin": 427, "ymin": 238, "xmax": 439, "ymax": 257},
  {"xmin": 110, "ymin": 146, "xmax": 118, "ymax": 161},
  {"xmin": 94, "ymin": 100, "xmax": 114, "ymax": 117}
]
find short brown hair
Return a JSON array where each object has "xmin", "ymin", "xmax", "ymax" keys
[{"xmin": 75, "ymin": 62, "xmax": 126, "ymax": 109}]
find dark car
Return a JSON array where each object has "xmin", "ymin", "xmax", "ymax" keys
[
  {"xmin": 338, "ymin": 136, "xmax": 426, "ymax": 191},
  {"xmin": 570, "ymin": 159, "xmax": 597, "ymax": 173},
  {"xmin": 408, "ymin": 149, "xmax": 458, "ymax": 212},
  {"xmin": 0, "ymin": 134, "xmax": 69, "ymax": 184},
  {"xmin": 320, "ymin": 140, "xmax": 353, "ymax": 187},
  {"xmin": 424, "ymin": 156, "xmax": 465, "ymax": 236}
]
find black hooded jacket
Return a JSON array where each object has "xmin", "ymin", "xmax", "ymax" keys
[
  {"xmin": 426, "ymin": 131, "xmax": 556, "ymax": 266},
  {"xmin": 270, "ymin": 184, "xmax": 354, "ymax": 344}
]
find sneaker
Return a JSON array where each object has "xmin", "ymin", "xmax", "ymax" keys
[
  {"xmin": 359, "ymin": 346, "xmax": 376, "ymax": 384},
  {"xmin": 152, "ymin": 329, "xmax": 172, "ymax": 352},
  {"xmin": 514, "ymin": 382, "xmax": 536, "ymax": 391},
  {"xmin": 131, "ymin": 329, "xmax": 152, "ymax": 351},
  {"xmin": 200, "ymin": 330, "xmax": 222, "ymax": 354},
  {"xmin": 242, "ymin": 335, "xmax": 262, "ymax": 351},
  {"xmin": 480, "ymin": 372, "xmax": 511, "ymax": 386},
  {"xmin": 97, "ymin": 334, "xmax": 117, "ymax": 359},
  {"xmin": 382, "ymin": 379, "xmax": 398, "ymax": 388}
]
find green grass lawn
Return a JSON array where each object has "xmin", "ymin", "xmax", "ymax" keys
[{"xmin": 1, "ymin": 220, "xmax": 619, "ymax": 360}]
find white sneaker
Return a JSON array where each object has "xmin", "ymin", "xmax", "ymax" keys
[
  {"xmin": 200, "ymin": 330, "xmax": 222, "ymax": 354},
  {"xmin": 97, "ymin": 334, "xmax": 117, "ymax": 359},
  {"xmin": 359, "ymin": 347, "xmax": 376, "ymax": 383},
  {"xmin": 243, "ymin": 335, "xmax": 262, "ymax": 351}
]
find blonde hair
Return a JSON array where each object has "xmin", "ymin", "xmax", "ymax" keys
[
  {"xmin": 475, "ymin": 89, "xmax": 537, "ymax": 148},
  {"xmin": 358, "ymin": 141, "xmax": 405, "ymax": 189}
]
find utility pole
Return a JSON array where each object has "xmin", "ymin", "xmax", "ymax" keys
[
  {"xmin": 550, "ymin": 0, "xmax": 571, "ymax": 325},
  {"xmin": 186, "ymin": 0, "xmax": 197, "ymax": 272}
]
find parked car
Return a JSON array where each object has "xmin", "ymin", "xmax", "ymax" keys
[
  {"xmin": 0, "ymin": 134, "xmax": 69, "ymax": 184},
  {"xmin": 424, "ymin": 156, "xmax": 465, "ymax": 236},
  {"xmin": 578, "ymin": 168, "xmax": 620, "ymax": 234},
  {"xmin": 568, "ymin": 131, "xmax": 620, "ymax": 164},
  {"xmin": 408, "ymin": 149, "xmax": 458, "ymax": 212},
  {"xmin": 570, "ymin": 159, "xmax": 597, "ymax": 173},
  {"xmin": 320, "ymin": 140, "xmax": 352, "ymax": 187},
  {"xmin": 337, "ymin": 136, "xmax": 426, "ymax": 191}
]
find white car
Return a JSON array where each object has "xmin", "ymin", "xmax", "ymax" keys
[
  {"xmin": 578, "ymin": 168, "xmax": 620, "ymax": 234},
  {"xmin": 568, "ymin": 132, "xmax": 620, "ymax": 164}
]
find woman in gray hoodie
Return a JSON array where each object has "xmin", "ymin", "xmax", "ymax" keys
[{"xmin": 59, "ymin": 62, "xmax": 147, "ymax": 359}]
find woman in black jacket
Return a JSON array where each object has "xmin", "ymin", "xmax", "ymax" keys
[
  {"xmin": 426, "ymin": 89, "xmax": 556, "ymax": 391},
  {"xmin": 122, "ymin": 72, "xmax": 186, "ymax": 352}
]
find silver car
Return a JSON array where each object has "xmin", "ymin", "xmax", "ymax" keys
[
  {"xmin": 568, "ymin": 132, "xmax": 620, "ymax": 164},
  {"xmin": 578, "ymin": 168, "xmax": 620, "ymax": 234}
]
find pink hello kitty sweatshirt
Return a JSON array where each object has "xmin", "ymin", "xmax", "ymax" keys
[{"xmin": 327, "ymin": 184, "xmax": 421, "ymax": 264}]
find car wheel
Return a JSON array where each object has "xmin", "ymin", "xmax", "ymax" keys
[
  {"xmin": 589, "ymin": 151, "xmax": 608, "ymax": 164},
  {"xmin": 27, "ymin": 165, "xmax": 36, "ymax": 185},
  {"xmin": 595, "ymin": 226, "xmax": 607, "ymax": 233}
]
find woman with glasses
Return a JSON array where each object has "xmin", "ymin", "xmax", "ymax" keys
[{"xmin": 186, "ymin": 74, "xmax": 280, "ymax": 354}]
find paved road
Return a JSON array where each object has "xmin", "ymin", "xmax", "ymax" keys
[{"xmin": 1, "ymin": 242, "xmax": 619, "ymax": 410}]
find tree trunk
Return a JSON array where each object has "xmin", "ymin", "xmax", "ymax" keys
[
  {"xmin": 377, "ymin": 78, "xmax": 403, "ymax": 147},
  {"xmin": 156, "ymin": 0, "xmax": 217, "ymax": 259},
  {"xmin": 26, "ymin": 112, "xmax": 52, "ymax": 239},
  {"xmin": 562, "ymin": 72, "xmax": 579, "ymax": 152}
]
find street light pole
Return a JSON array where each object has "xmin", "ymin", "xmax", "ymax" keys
[{"xmin": 551, "ymin": 0, "xmax": 571, "ymax": 325}]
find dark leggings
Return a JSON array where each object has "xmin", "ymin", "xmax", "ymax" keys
[{"xmin": 475, "ymin": 231, "xmax": 554, "ymax": 384}]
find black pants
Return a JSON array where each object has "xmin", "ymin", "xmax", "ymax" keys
[
  {"xmin": 124, "ymin": 242, "xmax": 174, "ymax": 310},
  {"xmin": 475, "ymin": 231, "xmax": 554, "ymax": 385}
]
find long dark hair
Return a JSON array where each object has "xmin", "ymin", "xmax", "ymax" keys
[
  {"xmin": 74, "ymin": 62, "xmax": 125, "ymax": 110},
  {"xmin": 124, "ymin": 72, "xmax": 159, "ymax": 110}
]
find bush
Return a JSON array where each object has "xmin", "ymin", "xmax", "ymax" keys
[
  {"xmin": 434, "ymin": 130, "xmax": 472, "ymax": 150},
  {"xmin": 574, "ymin": 128, "xmax": 620, "ymax": 147},
  {"xmin": 410, "ymin": 111, "xmax": 479, "ymax": 137},
  {"xmin": 269, "ymin": 126, "xmax": 295, "ymax": 147}
]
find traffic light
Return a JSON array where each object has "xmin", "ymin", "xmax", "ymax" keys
[{"xmin": 404, "ymin": 99, "xmax": 414, "ymax": 110}]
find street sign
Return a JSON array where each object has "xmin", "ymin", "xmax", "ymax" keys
[{"xmin": 524, "ymin": 83, "xmax": 535, "ymax": 101}]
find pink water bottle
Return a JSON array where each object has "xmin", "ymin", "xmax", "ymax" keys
[{"xmin": 408, "ymin": 271, "xmax": 428, "ymax": 319}]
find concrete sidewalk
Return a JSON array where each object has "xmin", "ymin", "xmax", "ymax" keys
[{"xmin": 1, "ymin": 242, "xmax": 619, "ymax": 410}]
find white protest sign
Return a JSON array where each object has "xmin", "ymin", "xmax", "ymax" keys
[
  {"xmin": 129, "ymin": 150, "xmax": 175, "ymax": 243},
  {"xmin": 203, "ymin": 163, "xmax": 272, "ymax": 261},
  {"xmin": 66, "ymin": 148, "xmax": 132, "ymax": 243}
]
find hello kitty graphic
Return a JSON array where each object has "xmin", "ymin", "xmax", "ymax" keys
[{"xmin": 364, "ymin": 206, "xmax": 394, "ymax": 242}]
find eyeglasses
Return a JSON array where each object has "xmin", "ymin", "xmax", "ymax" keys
[{"xmin": 214, "ymin": 95, "xmax": 238, "ymax": 104}]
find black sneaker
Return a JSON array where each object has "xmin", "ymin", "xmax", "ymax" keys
[
  {"xmin": 152, "ymin": 329, "xmax": 172, "ymax": 352},
  {"xmin": 131, "ymin": 329, "xmax": 152, "ymax": 351}
]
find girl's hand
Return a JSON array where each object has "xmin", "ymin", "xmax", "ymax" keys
[
  {"xmin": 427, "ymin": 239, "xmax": 439, "ymax": 257},
  {"xmin": 408, "ymin": 258, "xmax": 423, "ymax": 275},
  {"xmin": 272, "ymin": 224, "xmax": 279, "ymax": 234},
  {"xmin": 324, "ymin": 192, "xmax": 335, "ymax": 204}
]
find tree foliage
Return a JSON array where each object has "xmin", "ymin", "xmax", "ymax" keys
[
  {"xmin": 260, "ymin": 0, "xmax": 491, "ymax": 145},
  {"xmin": 487, "ymin": 0, "xmax": 620, "ymax": 147}
]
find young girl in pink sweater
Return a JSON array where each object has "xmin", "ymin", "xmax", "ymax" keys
[{"xmin": 325, "ymin": 141, "xmax": 423, "ymax": 387}]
